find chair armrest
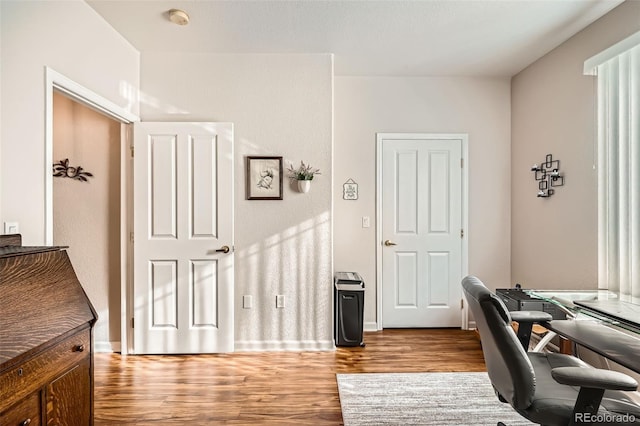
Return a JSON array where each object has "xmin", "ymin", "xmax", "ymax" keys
[
  {"xmin": 551, "ymin": 366, "xmax": 638, "ymax": 391},
  {"xmin": 510, "ymin": 311, "xmax": 553, "ymax": 351},
  {"xmin": 510, "ymin": 310, "xmax": 552, "ymax": 324}
]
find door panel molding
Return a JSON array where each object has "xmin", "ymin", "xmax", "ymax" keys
[
  {"xmin": 149, "ymin": 134, "xmax": 178, "ymax": 239},
  {"xmin": 376, "ymin": 133, "xmax": 469, "ymax": 330}
]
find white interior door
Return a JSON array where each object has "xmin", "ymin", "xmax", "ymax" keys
[
  {"xmin": 381, "ymin": 135, "xmax": 463, "ymax": 328},
  {"xmin": 133, "ymin": 122, "xmax": 234, "ymax": 353}
]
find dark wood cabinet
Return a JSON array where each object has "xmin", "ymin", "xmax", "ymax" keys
[
  {"xmin": 1, "ymin": 393, "xmax": 41, "ymax": 426},
  {"xmin": 46, "ymin": 357, "xmax": 91, "ymax": 425},
  {"xmin": 0, "ymin": 235, "xmax": 97, "ymax": 426}
]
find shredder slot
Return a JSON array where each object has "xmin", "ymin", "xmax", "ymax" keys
[{"xmin": 335, "ymin": 284, "xmax": 364, "ymax": 291}]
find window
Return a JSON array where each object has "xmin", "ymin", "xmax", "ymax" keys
[{"xmin": 586, "ymin": 32, "xmax": 640, "ymax": 297}]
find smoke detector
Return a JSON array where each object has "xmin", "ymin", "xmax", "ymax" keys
[{"xmin": 168, "ymin": 9, "xmax": 190, "ymax": 26}]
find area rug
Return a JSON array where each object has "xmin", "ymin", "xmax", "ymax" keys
[{"xmin": 337, "ymin": 372, "xmax": 535, "ymax": 425}]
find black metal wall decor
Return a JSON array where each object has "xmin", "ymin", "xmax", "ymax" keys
[
  {"xmin": 531, "ymin": 154, "xmax": 564, "ymax": 198},
  {"xmin": 53, "ymin": 159, "xmax": 94, "ymax": 182}
]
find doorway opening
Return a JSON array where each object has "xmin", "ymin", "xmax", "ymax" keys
[
  {"xmin": 45, "ymin": 67, "xmax": 138, "ymax": 353},
  {"xmin": 52, "ymin": 90, "xmax": 122, "ymax": 352}
]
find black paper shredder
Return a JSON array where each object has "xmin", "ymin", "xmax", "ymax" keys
[{"xmin": 334, "ymin": 272, "xmax": 365, "ymax": 347}]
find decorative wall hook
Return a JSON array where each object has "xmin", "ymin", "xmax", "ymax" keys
[
  {"xmin": 53, "ymin": 159, "xmax": 94, "ymax": 182},
  {"xmin": 531, "ymin": 154, "xmax": 564, "ymax": 198}
]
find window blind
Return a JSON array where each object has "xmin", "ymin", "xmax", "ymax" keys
[{"xmin": 596, "ymin": 42, "xmax": 640, "ymax": 297}]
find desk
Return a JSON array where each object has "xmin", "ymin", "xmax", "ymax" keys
[
  {"xmin": 575, "ymin": 299, "xmax": 640, "ymax": 332},
  {"xmin": 543, "ymin": 319, "xmax": 640, "ymax": 374}
]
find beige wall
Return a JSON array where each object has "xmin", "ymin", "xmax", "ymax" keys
[
  {"xmin": 141, "ymin": 53, "xmax": 334, "ymax": 349},
  {"xmin": 511, "ymin": 0, "xmax": 640, "ymax": 290},
  {"xmin": 334, "ymin": 76, "xmax": 512, "ymax": 326},
  {"xmin": 0, "ymin": 1, "xmax": 139, "ymax": 245},
  {"xmin": 53, "ymin": 92, "xmax": 121, "ymax": 348}
]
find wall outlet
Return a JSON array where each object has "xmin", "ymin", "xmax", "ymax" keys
[
  {"xmin": 3, "ymin": 222, "xmax": 19, "ymax": 234},
  {"xmin": 243, "ymin": 295, "xmax": 253, "ymax": 309},
  {"xmin": 276, "ymin": 294, "xmax": 285, "ymax": 309}
]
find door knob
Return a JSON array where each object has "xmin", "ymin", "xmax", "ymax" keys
[
  {"xmin": 384, "ymin": 240, "xmax": 397, "ymax": 246},
  {"xmin": 216, "ymin": 245, "xmax": 230, "ymax": 254}
]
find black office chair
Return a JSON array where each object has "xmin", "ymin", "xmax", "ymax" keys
[{"xmin": 462, "ymin": 275, "xmax": 640, "ymax": 425}]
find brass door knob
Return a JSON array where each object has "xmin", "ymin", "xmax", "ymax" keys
[
  {"xmin": 216, "ymin": 245, "xmax": 231, "ymax": 254},
  {"xmin": 384, "ymin": 240, "xmax": 397, "ymax": 246}
]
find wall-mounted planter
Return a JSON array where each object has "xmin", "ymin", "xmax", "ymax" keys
[
  {"xmin": 288, "ymin": 161, "xmax": 319, "ymax": 193},
  {"xmin": 297, "ymin": 180, "xmax": 311, "ymax": 193}
]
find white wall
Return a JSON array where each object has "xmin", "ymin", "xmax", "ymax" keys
[
  {"xmin": 511, "ymin": 0, "xmax": 640, "ymax": 289},
  {"xmin": 334, "ymin": 76, "xmax": 512, "ymax": 326},
  {"xmin": 0, "ymin": 0, "xmax": 139, "ymax": 245},
  {"xmin": 140, "ymin": 52, "xmax": 334, "ymax": 349}
]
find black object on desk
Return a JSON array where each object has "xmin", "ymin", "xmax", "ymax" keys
[
  {"xmin": 543, "ymin": 319, "xmax": 640, "ymax": 374},
  {"xmin": 496, "ymin": 287, "xmax": 566, "ymax": 319}
]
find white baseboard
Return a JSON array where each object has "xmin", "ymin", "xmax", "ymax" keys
[
  {"xmin": 364, "ymin": 321, "xmax": 379, "ymax": 332},
  {"xmin": 97, "ymin": 340, "xmax": 336, "ymax": 353},
  {"xmin": 363, "ymin": 322, "xmax": 475, "ymax": 331},
  {"xmin": 234, "ymin": 340, "xmax": 335, "ymax": 352},
  {"xmin": 94, "ymin": 341, "xmax": 121, "ymax": 353}
]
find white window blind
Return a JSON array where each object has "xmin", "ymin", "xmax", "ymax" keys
[{"xmin": 595, "ymin": 41, "xmax": 640, "ymax": 297}]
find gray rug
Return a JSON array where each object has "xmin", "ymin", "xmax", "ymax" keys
[{"xmin": 337, "ymin": 372, "xmax": 535, "ymax": 425}]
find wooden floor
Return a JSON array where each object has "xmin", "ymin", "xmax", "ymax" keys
[{"xmin": 94, "ymin": 329, "xmax": 486, "ymax": 425}]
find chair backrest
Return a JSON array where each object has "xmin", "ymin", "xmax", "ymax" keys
[{"xmin": 462, "ymin": 275, "xmax": 536, "ymax": 410}]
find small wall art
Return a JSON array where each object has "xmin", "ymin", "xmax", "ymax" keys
[
  {"xmin": 246, "ymin": 156, "xmax": 283, "ymax": 200},
  {"xmin": 343, "ymin": 178, "xmax": 358, "ymax": 200},
  {"xmin": 52, "ymin": 158, "xmax": 94, "ymax": 182},
  {"xmin": 531, "ymin": 153, "xmax": 564, "ymax": 198}
]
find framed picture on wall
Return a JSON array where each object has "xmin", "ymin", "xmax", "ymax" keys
[{"xmin": 246, "ymin": 156, "xmax": 284, "ymax": 200}]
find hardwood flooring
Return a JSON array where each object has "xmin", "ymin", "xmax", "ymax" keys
[{"xmin": 94, "ymin": 329, "xmax": 486, "ymax": 425}]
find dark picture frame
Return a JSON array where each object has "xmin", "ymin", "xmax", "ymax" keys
[{"xmin": 246, "ymin": 156, "xmax": 284, "ymax": 200}]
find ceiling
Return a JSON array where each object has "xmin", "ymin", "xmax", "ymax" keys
[{"xmin": 86, "ymin": 0, "xmax": 624, "ymax": 77}]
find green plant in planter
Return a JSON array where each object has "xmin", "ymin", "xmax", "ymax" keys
[{"xmin": 287, "ymin": 161, "xmax": 321, "ymax": 181}]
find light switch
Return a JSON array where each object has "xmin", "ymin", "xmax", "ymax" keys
[
  {"xmin": 243, "ymin": 295, "xmax": 253, "ymax": 309},
  {"xmin": 362, "ymin": 216, "xmax": 370, "ymax": 228},
  {"xmin": 276, "ymin": 295, "xmax": 285, "ymax": 308}
]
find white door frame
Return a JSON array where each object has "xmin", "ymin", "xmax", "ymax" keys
[
  {"xmin": 44, "ymin": 67, "xmax": 139, "ymax": 353},
  {"xmin": 376, "ymin": 133, "xmax": 469, "ymax": 330}
]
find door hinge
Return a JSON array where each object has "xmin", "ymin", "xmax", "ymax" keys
[
  {"xmin": 460, "ymin": 229, "xmax": 464, "ymax": 238},
  {"xmin": 460, "ymin": 158, "xmax": 464, "ymax": 168},
  {"xmin": 461, "ymin": 299, "xmax": 464, "ymax": 309},
  {"xmin": 130, "ymin": 145, "xmax": 134, "ymax": 158},
  {"xmin": 130, "ymin": 232, "xmax": 134, "ymax": 243},
  {"xmin": 131, "ymin": 317, "xmax": 134, "ymax": 328}
]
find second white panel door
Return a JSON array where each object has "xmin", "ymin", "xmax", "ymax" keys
[{"xmin": 381, "ymin": 136, "xmax": 463, "ymax": 328}]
